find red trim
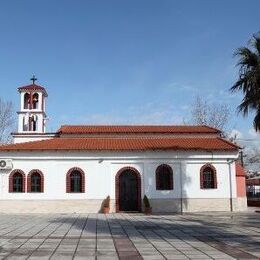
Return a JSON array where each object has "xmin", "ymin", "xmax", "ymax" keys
[
  {"xmin": 18, "ymin": 84, "xmax": 48, "ymax": 97},
  {"xmin": 156, "ymin": 164, "xmax": 173, "ymax": 190},
  {"xmin": 27, "ymin": 169, "xmax": 44, "ymax": 193},
  {"xmin": 9, "ymin": 169, "xmax": 26, "ymax": 193},
  {"xmin": 66, "ymin": 167, "xmax": 85, "ymax": 193},
  {"xmin": 115, "ymin": 166, "xmax": 141, "ymax": 212},
  {"xmin": 236, "ymin": 162, "xmax": 245, "ymax": 177},
  {"xmin": 200, "ymin": 164, "xmax": 217, "ymax": 189}
]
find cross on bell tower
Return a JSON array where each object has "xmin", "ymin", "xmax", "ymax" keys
[{"xmin": 30, "ymin": 75, "xmax": 37, "ymax": 85}]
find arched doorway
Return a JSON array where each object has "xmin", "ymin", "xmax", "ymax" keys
[{"xmin": 115, "ymin": 167, "xmax": 141, "ymax": 212}]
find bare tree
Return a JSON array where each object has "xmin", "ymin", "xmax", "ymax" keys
[
  {"xmin": 189, "ymin": 96, "xmax": 230, "ymax": 132},
  {"xmin": 0, "ymin": 98, "xmax": 14, "ymax": 144},
  {"xmin": 245, "ymin": 147, "xmax": 260, "ymax": 164}
]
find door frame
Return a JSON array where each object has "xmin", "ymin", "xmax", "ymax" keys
[{"xmin": 115, "ymin": 166, "xmax": 141, "ymax": 212}]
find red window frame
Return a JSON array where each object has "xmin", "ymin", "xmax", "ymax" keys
[
  {"xmin": 66, "ymin": 167, "xmax": 85, "ymax": 193},
  {"xmin": 200, "ymin": 164, "xmax": 217, "ymax": 189},
  {"xmin": 9, "ymin": 169, "xmax": 26, "ymax": 193},
  {"xmin": 27, "ymin": 169, "xmax": 44, "ymax": 193},
  {"xmin": 156, "ymin": 164, "xmax": 173, "ymax": 190}
]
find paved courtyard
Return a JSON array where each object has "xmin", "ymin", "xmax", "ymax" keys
[{"xmin": 0, "ymin": 212, "xmax": 259, "ymax": 259}]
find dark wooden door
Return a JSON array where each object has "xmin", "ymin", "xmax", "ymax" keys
[{"xmin": 119, "ymin": 170, "xmax": 138, "ymax": 211}]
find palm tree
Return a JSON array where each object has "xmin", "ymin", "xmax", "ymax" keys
[{"xmin": 230, "ymin": 33, "xmax": 260, "ymax": 131}]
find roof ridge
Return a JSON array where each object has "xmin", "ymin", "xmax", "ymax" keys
[
  {"xmin": 216, "ymin": 136, "xmax": 241, "ymax": 149},
  {"xmin": 59, "ymin": 124, "xmax": 215, "ymax": 127},
  {"xmin": 0, "ymin": 136, "xmax": 238, "ymax": 151},
  {"xmin": 57, "ymin": 125, "xmax": 221, "ymax": 134},
  {"xmin": 200, "ymin": 124, "xmax": 221, "ymax": 133}
]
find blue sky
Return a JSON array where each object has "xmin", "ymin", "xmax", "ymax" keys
[{"xmin": 0, "ymin": 0, "xmax": 259, "ymax": 146}]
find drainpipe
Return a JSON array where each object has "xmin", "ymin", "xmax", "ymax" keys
[
  {"xmin": 227, "ymin": 159, "xmax": 235, "ymax": 212},
  {"xmin": 180, "ymin": 162, "xmax": 183, "ymax": 215}
]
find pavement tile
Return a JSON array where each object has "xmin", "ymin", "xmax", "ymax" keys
[{"xmin": 0, "ymin": 212, "xmax": 258, "ymax": 260}]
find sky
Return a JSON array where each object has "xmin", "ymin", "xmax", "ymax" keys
[{"xmin": 0, "ymin": 0, "xmax": 259, "ymax": 149}]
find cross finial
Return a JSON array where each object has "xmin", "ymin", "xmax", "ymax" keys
[{"xmin": 30, "ymin": 75, "xmax": 37, "ymax": 84}]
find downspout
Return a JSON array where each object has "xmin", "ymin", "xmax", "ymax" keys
[
  {"xmin": 227, "ymin": 159, "xmax": 235, "ymax": 212},
  {"xmin": 180, "ymin": 162, "xmax": 183, "ymax": 215}
]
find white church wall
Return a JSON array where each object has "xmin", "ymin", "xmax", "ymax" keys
[
  {"xmin": 143, "ymin": 162, "xmax": 182, "ymax": 199},
  {"xmin": 13, "ymin": 135, "xmax": 55, "ymax": 144},
  {"xmin": 0, "ymin": 159, "xmax": 111, "ymax": 200},
  {"xmin": 0, "ymin": 150, "xmax": 238, "ymax": 200},
  {"xmin": 182, "ymin": 161, "xmax": 237, "ymax": 199}
]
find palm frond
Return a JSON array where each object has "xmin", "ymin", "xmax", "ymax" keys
[
  {"xmin": 251, "ymin": 33, "xmax": 260, "ymax": 56},
  {"xmin": 234, "ymin": 47, "xmax": 258, "ymax": 68},
  {"xmin": 230, "ymin": 33, "xmax": 260, "ymax": 131},
  {"xmin": 253, "ymin": 108, "xmax": 260, "ymax": 131},
  {"xmin": 230, "ymin": 70, "xmax": 257, "ymax": 93},
  {"xmin": 237, "ymin": 94, "xmax": 259, "ymax": 115}
]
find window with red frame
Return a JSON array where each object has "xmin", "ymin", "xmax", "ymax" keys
[
  {"xmin": 200, "ymin": 165, "xmax": 217, "ymax": 189},
  {"xmin": 66, "ymin": 168, "xmax": 85, "ymax": 193},
  {"xmin": 10, "ymin": 171, "xmax": 25, "ymax": 193},
  {"xmin": 30, "ymin": 172, "xmax": 42, "ymax": 192},
  {"xmin": 156, "ymin": 164, "xmax": 173, "ymax": 190}
]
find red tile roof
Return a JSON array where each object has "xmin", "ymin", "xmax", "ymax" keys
[
  {"xmin": 0, "ymin": 137, "xmax": 238, "ymax": 151},
  {"xmin": 236, "ymin": 162, "xmax": 246, "ymax": 177},
  {"xmin": 18, "ymin": 84, "xmax": 47, "ymax": 96},
  {"xmin": 246, "ymin": 178, "xmax": 260, "ymax": 185},
  {"xmin": 58, "ymin": 125, "xmax": 221, "ymax": 134}
]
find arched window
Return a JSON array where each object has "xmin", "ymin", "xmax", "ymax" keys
[
  {"xmin": 32, "ymin": 93, "xmax": 39, "ymax": 109},
  {"xmin": 22, "ymin": 116, "xmax": 28, "ymax": 131},
  {"xmin": 24, "ymin": 93, "xmax": 30, "ymax": 109},
  {"xmin": 66, "ymin": 167, "xmax": 85, "ymax": 193},
  {"xmin": 156, "ymin": 164, "xmax": 173, "ymax": 190},
  {"xmin": 29, "ymin": 115, "xmax": 37, "ymax": 131},
  {"xmin": 27, "ymin": 170, "xmax": 44, "ymax": 193},
  {"xmin": 200, "ymin": 164, "xmax": 217, "ymax": 189},
  {"xmin": 9, "ymin": 170, "xmax": 25, "ymax": 193}
]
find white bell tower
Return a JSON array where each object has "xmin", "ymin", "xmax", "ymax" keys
[{"xmin": 12, "ymin": 76, "xmax": 54, "ymax": 144}]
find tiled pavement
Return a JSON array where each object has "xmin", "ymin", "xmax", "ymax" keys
[{"xmin": 0, "ymin": 212, "xmax": 259, "ymax": 259}]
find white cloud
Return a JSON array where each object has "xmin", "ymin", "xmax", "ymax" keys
[
  {"xmin": 229, "ymin": 129, "xmax": 243, "ymax": 139},
  {"xmin": 56, "ymin": 101, "xmax": 184, "ymax": 126},
  {"xmin": 248, "ymin": 128, "xmax": 259, "ymax": 138},
  {"xmin": 165, "ymin": 82, "xmax": 198, "ymax": 93}
]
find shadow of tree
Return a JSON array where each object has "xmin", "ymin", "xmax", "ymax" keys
[
  {"xmin": 48, "ymin": 212, "xmax": 260, "ymax": 249},
  {"xmin": 44, "ymin": 208, "xmax": 260, "ymax": 258},
  {"xmin": 142, "ymin": 161, "xmax": 191, "ymax": 213}
]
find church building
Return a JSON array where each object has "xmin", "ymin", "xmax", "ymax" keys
[{"xmin": 0, "ymin": 81, "xmax": 247, "ymax": 213}]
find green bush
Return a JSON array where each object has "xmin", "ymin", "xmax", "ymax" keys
[
  {"xmin": 104, "ymin": 195, "xmax": 110, "ymax": 208},
  {"xmin": 143, "ymin": 195, "xmax": 151, "ymax": 208}
]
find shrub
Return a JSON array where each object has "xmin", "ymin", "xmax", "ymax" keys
[
  {"xmin": 143, "ymin": 195, "xmax": 151, "ymax": 208},
  {"xmin": 104, "ymin": 195, "xmax": 110, "ymax": 208}
]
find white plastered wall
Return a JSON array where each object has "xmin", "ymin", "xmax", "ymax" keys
[{"xmin": 0, "ymin": 150, "xmax": 242, "ymax": 212}]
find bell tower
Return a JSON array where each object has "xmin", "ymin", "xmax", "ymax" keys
[
  {"xmin": 17, "ymin": 76, "xmax": 48, "ymax": 134},
  {"xmin": 12, "ymin": 77, "xmax": 53, "ymax": 143}
]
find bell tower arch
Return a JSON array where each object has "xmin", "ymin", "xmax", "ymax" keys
[{"xmin": 12, "ymin": 77, "xmax": 54, "ymax": 144}]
